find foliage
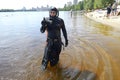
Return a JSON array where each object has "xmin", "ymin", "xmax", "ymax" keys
[
  {"xmin": 0, "ymin": 9, "xmax": 14, "ymax": 12},
  {"xmin": 62, "ymin": 0, "xmax": 115, "ymax": 11}
]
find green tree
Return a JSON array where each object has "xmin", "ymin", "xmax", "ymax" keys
[
  {"xmin": 79, "ymin": 1, "xmax": 84, "ymax": 10},
  {"xmin": 62, "ymin": 0, "xmax": 115, "ymax": 11},
  {"xmin": 94, "ymin": 0, "xmax": 115, "ymax": 9}
]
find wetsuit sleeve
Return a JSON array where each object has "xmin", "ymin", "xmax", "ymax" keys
[{"xmin": 61, "ymin": 19, "xmax": 68, "ymax": 41}]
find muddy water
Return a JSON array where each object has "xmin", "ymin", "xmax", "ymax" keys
[{"xmin": 0, "ymin": 11, "xmax": 120, "ymax": 80}]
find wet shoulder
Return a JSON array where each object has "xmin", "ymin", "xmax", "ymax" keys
[{"xmin": 57, "ymin": 17, "xmax": 64, "ymax": 23}]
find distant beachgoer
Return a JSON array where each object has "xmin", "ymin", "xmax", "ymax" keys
[
  {"xmin": 107, "ymin": 4, "xmax": 112, "ymax": 18},
  {"xmin": 70, "ymin": 9, "xmax": 73, "ymax": 17},
  {"xmin": 112, "ymin": 1, "xmax": 118, "ymax": 16}
]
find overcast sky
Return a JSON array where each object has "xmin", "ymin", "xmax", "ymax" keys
[{"xmin": 0, "ymin": 0, "xmax": 82, "ymax": 9}]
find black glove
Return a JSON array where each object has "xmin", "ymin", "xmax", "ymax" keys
[
  {"xmin": 65, "ymin": 40, "xmax": 68, "ymax": 47},
  {"xmin": 41, "ymin": 18, "xmax": 46, "ymax": 26},
  {"xmin": 40, "ymin": 18, "xmax": 47, "ymax": 33}
]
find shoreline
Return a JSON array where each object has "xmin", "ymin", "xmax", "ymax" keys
[{"xmin": 84, "ymin": 11, "xmax": 120, "ymax": 29}]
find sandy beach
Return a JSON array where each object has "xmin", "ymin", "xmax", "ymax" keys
[{"xmin": 85, "ymin": 10, "xmax": 120, "ymax": 29}]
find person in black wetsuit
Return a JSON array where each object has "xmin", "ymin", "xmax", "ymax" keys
[
  {"xmin": 40, "ymin": 7, "xmax": 68, "ymax": 70},
  {"xmin": 107, "ymin": 4, "xmax": 112, "ymax": 18}
]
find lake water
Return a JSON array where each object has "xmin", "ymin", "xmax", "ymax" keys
[{"xmin": 0, "ymin": 11, "xmax": 120, "ymax": 80}]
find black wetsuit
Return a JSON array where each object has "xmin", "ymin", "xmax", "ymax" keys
[{"xmin": 40, "ymin": 16, "xmax": 68, "ymax": 68}]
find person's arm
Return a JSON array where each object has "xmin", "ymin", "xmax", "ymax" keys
[{"xmin": 61, "ymin": 19, "xmax": 68, "ymax": 47}]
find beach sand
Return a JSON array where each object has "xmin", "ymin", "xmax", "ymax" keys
[{"xmin": 85, "ymin": 10, "xmax": 120, "ymax": 29}]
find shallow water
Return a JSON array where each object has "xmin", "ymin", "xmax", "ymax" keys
[{"xmin": 0, "ymin": 11, "xmax": 120, "ymax": 80}]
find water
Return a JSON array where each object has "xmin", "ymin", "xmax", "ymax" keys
[{"xmin": 0, "ymin": 11, "xmax": 120, "ymax": 80}]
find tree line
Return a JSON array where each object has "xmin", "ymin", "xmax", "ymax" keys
[{"xmin": 60, "ymin": 0, "xmax": 118, "ymax": 11}]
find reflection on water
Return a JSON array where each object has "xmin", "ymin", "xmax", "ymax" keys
[{"xmin": 0, "ymin": 11, "xmax": 120, "ymax": 80}]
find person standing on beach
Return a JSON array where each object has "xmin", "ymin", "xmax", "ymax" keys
[
  {"xmin": 112, "ymin": 1, "xmax": 118, "ymax": 16},
  {"xmin": 70, "ymin": 9, "xmax": 73, "ymax": 17},
  {"xmin": 40, "ymin": 7, "xmax": 68, "ymax": 70},
  {"xmin": 107, "ymin": 4, "xmax": 112, "ymax": 18}
]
